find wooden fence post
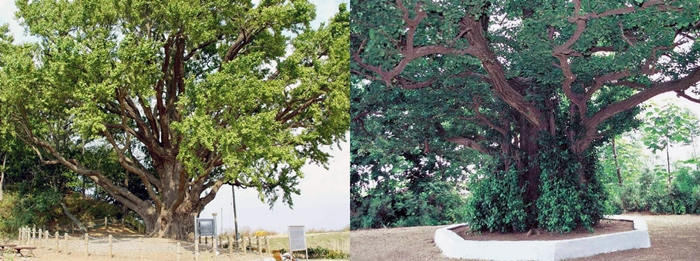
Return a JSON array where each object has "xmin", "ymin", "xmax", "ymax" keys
[
  {"xmin": 45, "ymin": 230, "xmax": 49, "ymax": 248},
  {"xmin": 38, "ymin": 228, "xmax": 43, "ymax": 248},
  {"xmin": 176, "ymin": 242, "xmax": 181, "ymax": 261},
  {"xmin": 109, "ymin": 234, "xmax": 113, "ymax": 259},
  {"xmin": 105, "ymin": 217, "xmax": 108, "ymax": 229},
  {"xmin": 228, "ymin": 235, "xmax": 233, "ymax": 257},
  {"xmin": 55, "ymin": 231, "xmax": 59, "ymax": 254},
  {"xmin": 265, "ymin": 236, "xmax": 269, "ymax": 254},
  {"xmin": 63, "ymin": 232, "xmax": 68, "ymax": 254},
  {"xmin": 84, "ymin": 233, "xmax": 89, "ymax": 258},
  {"xmin": 242, "ymin": 237, "xmax": 247, "ymax": 254},
  {"xmin": 32, "ymin": 227, "xmax": 36, "ymax": 245},
  {"xmin": 256, "ymin": 235, "xmax": 261, "ymax": 255}
]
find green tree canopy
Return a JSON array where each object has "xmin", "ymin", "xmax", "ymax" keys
[
  {"xmin": 0, "ymin": 0, "xmax": 349, "ymax": 239},
  {"xmin": 351, "ymin": 0, "xmax": 700, "ymax": 232}
]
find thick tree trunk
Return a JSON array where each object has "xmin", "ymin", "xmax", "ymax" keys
[
  {"xmin": 157, "ymin": 210, "xmax": 197, "ymax": 240},
  {"xmin": 125, "ymin": 195, "xmax": 202, "ymax": 240},
  {"xmin": 500, "ymin": 111, "xmax": 603, "ymax": 231},
  {"xmin": 123, "ymin": 159, "xmax": 210, "ymax": 240},
  {"xmin": 517, "ymin": 120, "xmax": 542, "ymax": 227}
]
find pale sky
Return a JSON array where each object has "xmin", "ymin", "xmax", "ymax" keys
[{"xmin": 0, "ymin": 0, "xmax": 351, "ymax": 234}]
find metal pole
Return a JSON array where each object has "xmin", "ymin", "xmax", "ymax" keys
[{"xmin": 231, "ymin": 184, "xmax": 239, "ymax": 242}]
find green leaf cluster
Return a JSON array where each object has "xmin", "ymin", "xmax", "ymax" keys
[
  {"xmin": 465, "ymin": 166, "xmax": 527, "ymax": 233},
  {"xmin": 642, "ymin": 103, "xmax": 699, "ymax": 153}
]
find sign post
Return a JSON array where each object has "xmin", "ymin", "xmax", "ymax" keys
[{"xmin": 288, "ymin": 226, "xmax": 308, "ymax": 260}]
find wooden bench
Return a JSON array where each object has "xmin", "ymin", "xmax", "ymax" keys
[{"xmin": 13, "ymin": 246, "xmax": 37, "ymax": 257}]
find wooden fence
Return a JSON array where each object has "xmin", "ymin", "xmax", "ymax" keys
[{"xmin": 15, "ymin": 226, "xmax": 274, "ymax": 260}]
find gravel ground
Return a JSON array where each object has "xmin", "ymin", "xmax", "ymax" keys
[
  {"xmin": 350, "ymin": 213, "xmax": 700, "ymax": 261},
  {"xmin": 1, "ymin": 236, "xmax": 347, "ymax": 261}
]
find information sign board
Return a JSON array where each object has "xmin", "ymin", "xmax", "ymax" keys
[
  {"xmin": 198, "ymin": 218, "xmax": 215, "ymax": 237},
  {"xmin": 288, "ymin": 225, "xmax": 307, "ymax": 251}
]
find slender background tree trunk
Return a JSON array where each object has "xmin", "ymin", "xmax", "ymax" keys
[
  {"xmin": 666, "ymin": 139, "xmax": 675, "ymax": 213},
  {"xmin": 0, "ymin": 153, "xmax": 5, "ymax": 201},
  {"xmin": 612, "ymin": 137, "xmax": 623, "ymax": 186},
  {"xmin": 60, "ymin": 202, "xmax": 87, "ymax": 232}
]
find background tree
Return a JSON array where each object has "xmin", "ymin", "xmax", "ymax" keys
[
  {"xmin": 0, "ymin": 1, "xmax": 349, "ymax": 239},
  {"xmin": 640, "ymin": 102, "xmax": 699, "ymax": 212},
  {"xmin": 598, "ymin": 133, "xmax": 649, "ymax": 212},
  {"xmin": 642, "ymin": 103, "xmax": 699, "ymax": 180},
  {"xmin": 351, "ymin": 0, "xmax": 700, "ymax": 232},
  {"xmin": 351, "ymin": 77, "xmax": 483, "ymax": 229}
]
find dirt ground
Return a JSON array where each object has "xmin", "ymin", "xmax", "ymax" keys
[
  {"xmin": 350, "ymin": 213, "xmax": 700, "ymax": 261},
  {"xmin": 1, "ymin": 236, "xmax": 347, "ymax": 261}
]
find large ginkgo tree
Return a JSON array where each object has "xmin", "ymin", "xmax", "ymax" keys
[{"xmin": 0, "ymin": 0, "xmax": 349, "ymax": 239}]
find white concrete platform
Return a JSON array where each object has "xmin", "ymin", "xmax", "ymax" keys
[{"xmin": 434, "ymin": 215, "xmax": 650, "ymax": 261}]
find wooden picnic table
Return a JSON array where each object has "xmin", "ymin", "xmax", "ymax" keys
[
  {"xmin": 0, "ymin": 244, "xmax": 16, "ymax": 251},
  {"xmin": 12, "ymin": 245, "xmax": 37, "ymax": 257},
  {"xmin": 0, "ymin": 244, "xmax": 17, "ymax": 260}
]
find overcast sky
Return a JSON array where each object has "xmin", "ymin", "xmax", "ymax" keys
[{"xmin": 0, "ymin": 0, "xmax": 351, "ymax": 234}]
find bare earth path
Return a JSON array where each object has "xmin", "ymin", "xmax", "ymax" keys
[{"xmin": 350, "ymin": 213, "xmax": 700, "ymax": 261}]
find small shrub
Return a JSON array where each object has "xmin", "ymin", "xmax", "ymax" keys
[
  {"xmin": 465, "ymin": 166, "xmax": 527, "ymax": 233},
  {"xmin": 279, "ymin": 247, "xmax": 350, "ymax": 260}
]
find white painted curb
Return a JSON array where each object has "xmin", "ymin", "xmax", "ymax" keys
[{"xmin": 435, "ymin": 215, "xmax": 650, "ymax": 261}]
